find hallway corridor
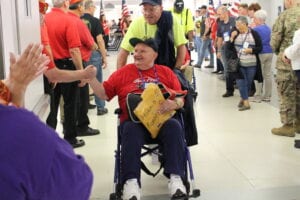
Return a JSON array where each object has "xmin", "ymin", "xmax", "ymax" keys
[{"xmin": 57, "ymin": 51, "xmax": 300, "ymax": 200}]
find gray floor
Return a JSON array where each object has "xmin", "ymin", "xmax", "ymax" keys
[{"xmin": 56, "ymin": 51, "xmax": 300, "ymax": 200}]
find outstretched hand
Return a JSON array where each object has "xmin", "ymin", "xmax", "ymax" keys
[
  {"xmin": 9, "ymin": 43, "xmax": 49, "ymax": 87},
  {"xmin": 78, "ymin": 65, "xmax": 97, "ymax": 87}
]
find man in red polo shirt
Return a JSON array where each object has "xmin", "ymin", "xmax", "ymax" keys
[
  {"xmin": 44, "ymin": 0, "xmax": 86, "ymax": 148},
  {"xmin": 68, "ymin": 0, "xmax": 100, "ymax": 137},
  {"xmin": 39, "ymin": 0, "xmax": 96, "ymax": 93}
]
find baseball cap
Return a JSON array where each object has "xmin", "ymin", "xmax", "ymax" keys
[
  {"xmin": 129, "ymin": 38, "xmax": 158, "ymax": 52},
  {"xmin": 140, "ymin": 0, "xmax": 162, "ymax": 6}
]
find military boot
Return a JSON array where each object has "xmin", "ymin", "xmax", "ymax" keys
[{"xmin": 271, "ymin": 124, "xmax": 295, "ymax": 137}]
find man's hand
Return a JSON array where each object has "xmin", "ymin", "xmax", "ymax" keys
[
  {"xmin": 83, "ymin": 65, "xmax": 97, "ymax": 80},
  {"xmin": 159, "ymin": 99, "xmax": 177, "ymax": 114}
]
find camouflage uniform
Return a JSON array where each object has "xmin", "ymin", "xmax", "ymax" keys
[{"xmin": 271, "ymin": 6, "xmax": 300, "ymax": 126}]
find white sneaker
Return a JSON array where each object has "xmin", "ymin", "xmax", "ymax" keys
[
  {"xmin": 122, "ymin": 178, "xmax": 140, "ymax": 200},
  {"xmin": 249, "ymin": 96, "xmax": 262, "ymax": 103},
  {"xmin": 168, "ymin": 174, "xmax": 187, "ymax": 198}
]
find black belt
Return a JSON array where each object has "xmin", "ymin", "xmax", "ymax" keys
[{"xmin": 55, "ymin": 58, "xmax": 72, "ymax": 62}]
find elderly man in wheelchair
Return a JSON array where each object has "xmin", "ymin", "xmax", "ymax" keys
[{"xmin": 89, "ymin": 37, "xmax": 188, "ymax": 200}]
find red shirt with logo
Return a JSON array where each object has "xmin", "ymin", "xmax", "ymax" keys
[{"xmin": 103, "ymin": 63, "xmax": 182, "ymax": 122}]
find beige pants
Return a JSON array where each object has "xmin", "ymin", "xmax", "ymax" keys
[{"xmin": 183, "ymin": 65, "xmax": 193, "ymax": 83}]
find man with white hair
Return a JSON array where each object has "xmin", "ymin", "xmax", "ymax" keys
[
  {"xmin": 45, "ymin": 0, "xmax": 85, "ymax": 148},
  {"xmin": 216, "ymin": 5, "xmax": 236, "ymax": 97}
]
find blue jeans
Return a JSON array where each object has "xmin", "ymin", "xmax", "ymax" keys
[
  {"xmin": 120, "ymin": 118, "xmax": 186, "ymax": 184},
  {"xmin": 237, "ymin": 66, "xmax": 257, "ymax": 100},
  {"xmin": 198, "ymin": 38, "xmax": 214, "ymax": 66},
  {"xmin": 194, "ymin": 36, "xmax": 202, "ymax": 65},
  {"xmin": 87, "ymin": 51, "xmax": 105, "ymax": 109}
]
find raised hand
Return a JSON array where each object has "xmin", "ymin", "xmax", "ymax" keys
[
  {"xmin": 9, "ymin": 43, "xmax": 49, "ymax": 87},
  {"xmin": 4, "ymin": 43, "xmax": 50, "ymax": 106}
]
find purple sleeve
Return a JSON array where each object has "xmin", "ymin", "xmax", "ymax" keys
[
  {"xmin": 46, "ymin": 137, "xmax": 93, "ymax": 200},
  {"xmin": 0, "ymin": 106, "xmax": 93, "ymax": 200}
]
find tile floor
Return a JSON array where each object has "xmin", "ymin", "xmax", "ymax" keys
[{"xmin": 56, "ymin": 51, "xmax": 300, "ymax": 200}]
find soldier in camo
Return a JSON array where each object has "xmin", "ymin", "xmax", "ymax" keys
[{"xmin": 271, "ymin": 0, "xmax": 300, "ymax": 137}]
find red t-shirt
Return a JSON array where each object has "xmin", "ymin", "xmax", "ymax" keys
[
  {"xmin": 40, "ymin": 23, "xmax": 55, "ymax": 70},
  {"xmin": 103, "ymin": 64, "xmax": 182, "ymax": 122},
  {"xmin": 44, "ymin": 8, "xmax": 81, "ymax": 59},
  {"xmin": 68, "ymin": 12, "xmax": 94, "ymax": 62}
]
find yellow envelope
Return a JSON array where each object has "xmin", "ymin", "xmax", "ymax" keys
[{"xmin": 134, "ymin": 83, "xmax": 175, "ymax": 138}]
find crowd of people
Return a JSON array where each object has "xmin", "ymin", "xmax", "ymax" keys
[
  {"xmin": 188, "ymin": 0, "xmax": 299, "ymax": 141},
  {"xmin": 1, "ymin": 0, "xmax": 300, "ymax": 199}
]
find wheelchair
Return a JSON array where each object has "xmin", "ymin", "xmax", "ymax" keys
[{"xmin": 109, "ymin": 109, "xmax": 200, "ymax": 200}]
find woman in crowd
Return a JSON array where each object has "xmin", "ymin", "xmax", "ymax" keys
[
  {"xmin": 226, "ymin": 16, "xmax": 262, "ymax": 111},
  {"xmin": 252, "ymin": 10, "xmax": 273, "ymax": 102},
  {"xmin": 248, "ymin": 3, "xmax": 261, "ymax": 27}
]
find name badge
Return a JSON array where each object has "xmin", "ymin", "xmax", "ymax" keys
[
  {"xmin": 140, "ymin": 82, "xmax": 154, "ymax": 89},
  {"xmin": 243, "ymin": 42, "xmax": 249, "ymax": 49},
  {"xmin": 223, "ymin": 32, "xmax": 230, "ymax": 42}
]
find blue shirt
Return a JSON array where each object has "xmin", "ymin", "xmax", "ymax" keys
[
  {"xmin": 253, "ymin": 24, "xmax": 273, "ymax": 54},
  {"xmin": 0, "ymin": 105, "xmax": 93, "ymax": 200}
]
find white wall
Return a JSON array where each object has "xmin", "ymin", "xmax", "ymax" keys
[{"xmin": 0, "ymin": 0, "xmax": 46, "ymax": 113}]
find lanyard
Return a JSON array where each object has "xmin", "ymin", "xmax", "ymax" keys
[{"xmin": 137, "ymin": 65, "xmax": 160, "ymax": 89}]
